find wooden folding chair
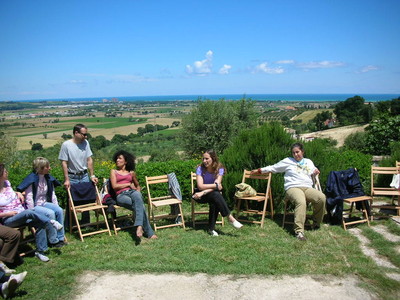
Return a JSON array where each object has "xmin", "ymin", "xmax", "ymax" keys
[
  {"xmin": 67, "ymin": 182, "xmax": 112, "ymax": 241},
  {"xmin": 16, "ymin": 226, "xmax": 36, "ymax": 257},
  {"xmin": 101, "ymin": 178, "xmax": 135, "ymax": 235},
  {"xmin": 190, "ymin": 172, "xmax": 224, "ymax": 228},
  {"xmin": 145, "ymin": 174, "xmax": 185, "ymax": 231},
  {"xmin": 371, "ymin": 165, "xmax": 400, "ymax": 219},
  {"xmin": 235, "ymin": 170, "xmax": 273, "ymax": 227},
  {"xmin": 282, "ymin": 174, "xmax": 321, "ymax": 228}
]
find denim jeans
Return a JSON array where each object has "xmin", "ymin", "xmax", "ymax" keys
[
  {"xmin": 34, "ymin": 203, "xmax": 65, "ymax": 242},
  {"xmin": 4, "ymin": 209, "xmax": 58, "ymax": 252},
  {"xmin": 116, "ymin": 189, "xmax": 155, "ymax": 237}
]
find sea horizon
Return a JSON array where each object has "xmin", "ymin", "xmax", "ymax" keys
[{"xmin": 4, "ymin": 93, "xmax": 399, "ymax": 103}]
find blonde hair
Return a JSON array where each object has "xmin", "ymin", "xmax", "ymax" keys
[{"xmin": 33, "ymin": 157, "xmax": 49, "ymax": 173}]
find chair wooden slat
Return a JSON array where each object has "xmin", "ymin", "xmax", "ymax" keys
[
  {"xmin": 145, "ymin": 174, "xmax": 185, "ymax": 231},
  {"xmin": 236, "ymin": 170, "xmax": 273, "ymax": 228}
]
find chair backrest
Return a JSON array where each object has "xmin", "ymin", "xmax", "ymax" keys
[
  {"xmin": 191, "ymin": 172, "xmax": 197, "ymax": 194},
  {"xmin": 371, "ymin": 166, "xmax": 399, "ymax": 194},
  {"xmin": 69, "ymin": 182, "xmax": 98, "ymax": 203},
  {"xmin": 312, "ymin": 174, "xmax": 322, "ymax": 192},
  {"xmin": 396, "ymin": 161, "xmax": 400, "ymax": 172},
  {"xmin": 326, "ymin": 168, "xmax": 365, "ymax": 199},
  {"xmin": 145, "ymin": 175, "xmax": 171, "ymax": 204},
  {"xmin": 241, "ymin": 170, "xmax": 272, "ymax": 194}
]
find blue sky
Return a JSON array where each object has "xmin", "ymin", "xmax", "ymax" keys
[{"xmin": 1, "ymin": 0, "xmax": 399, "ymax": 101}]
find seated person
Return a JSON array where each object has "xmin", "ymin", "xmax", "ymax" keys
[
  {"xmin": 192, "ymin": 150, "xmax": 243, "ymax": 236},
  {"xmin": 110, "ymin": 150, "xmax": 157, "ymax": 240},
  {"xmin": 0, "ymin": 164, "xmax": 63, "ymax": 262},
  {"xmin": 17, "ymin": 157, "xmax": 66, "ymax": 247},
  {"xmin": 251, "ymin": 143, "xmax": 326, "ymax": 241}
]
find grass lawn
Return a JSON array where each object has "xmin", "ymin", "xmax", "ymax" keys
[{"xmin": 12, "ymin": 208, "xmax": 400, "ymax": 300}]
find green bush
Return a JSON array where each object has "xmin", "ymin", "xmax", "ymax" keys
[
  {"xmin": 220, "ymin": 123, "xmax": 372, "ymax": 209},
  {"xmin": 221, "ymin": 122, "xmax": 294, "ymax": 208},
  {"xmin": 343, "ymin": 131, "xmax": 367, "ymax": 152},
  {"xmin": 6, "ymin": 159, "xmax": 199, "ymax": 209}
]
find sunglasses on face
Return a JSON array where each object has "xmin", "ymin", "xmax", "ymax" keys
[{"xmin": 79, "ymin": 132, "xmax": 88, "ymax": 137}]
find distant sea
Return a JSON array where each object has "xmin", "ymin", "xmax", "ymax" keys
[{"xmin": 17, "ymin": 93, "xmax": 399, "ymax": 103}]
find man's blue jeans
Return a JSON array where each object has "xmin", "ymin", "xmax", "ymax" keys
[
  {"xmin": 116, "ymin": 189, "xmax": 155, "ymax": 237},
  {"xmin": 4, "ymin": 209, "xmax": 58, "ymax": 252}
]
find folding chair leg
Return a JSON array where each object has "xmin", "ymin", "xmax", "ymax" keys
[
  {"xmin": 282, "ymin": 201, "xmax": 288, "ymax": 228},
  {"xmin": 178, "ymin": 204, "xmax": 186, "ymax": 229},
  {"xmin": 362, "ymin": 202, "xmax": 370, "ymax": 227},
  {"xmin": 71, "ymin": 208, "xmax": 84, "ymax": 242}
]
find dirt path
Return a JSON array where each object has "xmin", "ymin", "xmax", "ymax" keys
[
  {"xmin": 74, "ymin": 272, "xmax": 373, "ymax": 300},
  {"xmin": 74, "ymin": 221, "xmax": 400, "ymax": 299},
  {"xmin": 299, "ymin": 124, "xmax": 368, "ymax": 147}
]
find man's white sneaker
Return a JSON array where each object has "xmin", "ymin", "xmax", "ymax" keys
[
  {"xmin": 230, "ymin": 220, "xmax": 243, "ymax": 229},
  {"xmin": 209, "ymin": 230, "xmax": 219, "ymax": 236},
  {"xmin": 50, "ymin": 220, "xmax": 63, "ymax": 231},
  {"xmin": 10, "ymin": 271, "xmax": 28, "ymax": 285},
  {"xmin": 1, "ymin": 278, "xmax": 18, "ymax": 299},
  {"xmin": 35, "ymin": 251, "xmax": 50, "ymax": 262}
]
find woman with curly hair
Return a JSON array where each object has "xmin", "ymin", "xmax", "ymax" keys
[{"xmin": 110, "ymin": 150, "xmax": 157, "ymax": 240}]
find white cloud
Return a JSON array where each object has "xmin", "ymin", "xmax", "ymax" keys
[
  {"xmin": 276, "ymin": 60, "xmax": 295, "ymax": 64},
  {"xmin": 67, "ymin": 80, "xmax": 87, "ymax": 85},
  {"xmin": 110, "ymin": 74, "xmax": 156, "ymax": 83},
  {"xmin": 219, "ymin": 64, "xmax": 232, "ymax": 75},
  {"xmin": 254, "ymin": 62, "xmax": 284, "ymax": 74},
  {"xmin": 359, "ymin": 65, "xmax": 379, "ymax": 73},
  {"xmin": 186, "ymin": 50, "xmax": 213, "ymax": 76},
  {"xmin": 297, "ymin": 60, "xmax": 345, "ymax": 70}
]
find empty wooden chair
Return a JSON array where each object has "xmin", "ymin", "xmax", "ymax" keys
[
  {"xmin": 235, "ymin": 170, "xmax": 273, "ymax": 227},
  {"xmin": 67, "ymin": 181, "xmax": 112, "ymax": 241},
  {"xmin": 371, "ymin": 165, "xmax": 400, "ymax": 219},
  {"xmin": 190, "ymin": 172, "xmax": 224, "ymax": 228},
  {"xmin": 145, "ymin": 174, "xmax": 185, "ymax": 231}
]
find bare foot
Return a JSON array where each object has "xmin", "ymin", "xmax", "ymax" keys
[
  {"xmin": 136, "ymin": 226, "xmax": 144, "ymax": 238},
  {"xmin": 149, "ymin": 235, "xmax": 158, "ymax": 239}
]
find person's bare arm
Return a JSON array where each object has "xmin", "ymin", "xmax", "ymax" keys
[
  {"xmin": 61, "ymin": 160, "xmax": 70, "ymax": 189},
  {"xmin": 131, "ymin": 172, "xmax": 141, "ymax": 192},
  {"xmin": 87, "ymin": 157, "xmax": 98, "ymax": 184},
  {"xmin": 109, "ymin": 170, "xmax": 131, "ymax": 192}
]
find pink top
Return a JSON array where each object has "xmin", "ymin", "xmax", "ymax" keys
[
  {"xmin": 114, "ymin": 171, "xmax": 133, "ymax": 195},
  {"xmin": 25, "ymin": 174, "xmax": 58, "ymax": 209},
  {"xmin": 0, "ymin": 180, "xmax": 25, "ymax": 214}
]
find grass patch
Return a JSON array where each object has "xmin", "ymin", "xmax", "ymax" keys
[
  {"xmin": 293, "ymin": 109, "xmax": 334, "ymax": 123},
  {"xmin": 12, "ymin": 211, "xmax": 400, "ymax": 299}
]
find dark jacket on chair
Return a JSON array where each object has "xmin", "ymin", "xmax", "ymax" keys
[{"xmin": 325, "ymin": 168, "xmax": 370, "ymax": 224}]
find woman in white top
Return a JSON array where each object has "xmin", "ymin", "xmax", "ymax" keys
[{"xmin": 251, "ymin": 143, "xmax": 326, "ymax": 241}]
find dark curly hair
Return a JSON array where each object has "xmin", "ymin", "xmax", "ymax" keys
[{"xmin": 112, "ymin": 150, "xmax": 136, "ymax": 172}]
